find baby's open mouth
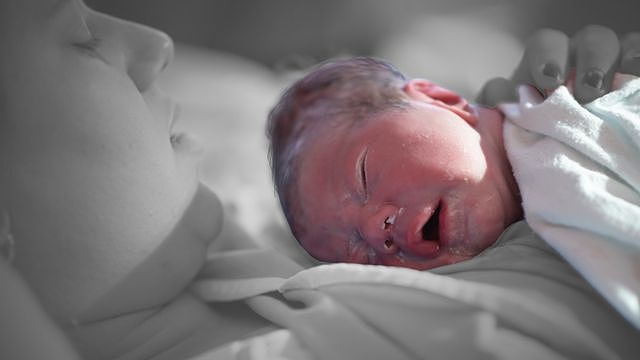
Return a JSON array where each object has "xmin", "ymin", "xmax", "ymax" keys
[
  {"xmin": 405, "ymin": 201, "xmax": 443, "ymax": 258},
  {"xmin": 421, "ymin": 202, "xmax": 441, "ymax": 242}
]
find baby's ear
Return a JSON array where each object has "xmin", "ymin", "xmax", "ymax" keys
[
  {"xmin": 403, "ymin": 79, "xmax": 477, "ymax": 126},
  {"xmin": 403, "ymin": 79, "xmax": 464, "ymax": 106}
]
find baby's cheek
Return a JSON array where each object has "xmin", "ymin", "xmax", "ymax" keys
[
  {"xmin": 300, "ymin": 234, "xmax": 340, "ymax": 263},
  {"xmin": 343, "ymin": 239, "xmax": 374, "ymax": 265}
]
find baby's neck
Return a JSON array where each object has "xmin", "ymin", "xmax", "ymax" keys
[
  {"xmin": 470, "ymin": 104, "xmax": 522, "ymax": 219},
  {"xmin": 469, "ymin": 104, "xmax": 505, "ymax": 150}
]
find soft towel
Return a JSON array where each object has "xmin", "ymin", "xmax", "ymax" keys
[{"xmin": 500, "ymin": 75, "xmax": 640, "ymax": 330}]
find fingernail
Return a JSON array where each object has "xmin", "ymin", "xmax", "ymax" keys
[
  {"xmin": 583, "ymin": 69, "xmax": 604, "ymax": 89},
  {"xmin": 541, "ymin": 63, "xmax": 562, "ymax": 82}
]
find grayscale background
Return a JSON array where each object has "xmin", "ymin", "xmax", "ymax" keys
[{"xmin": 84, "ymin": 0, "xmax": 639, "ymax": 72}]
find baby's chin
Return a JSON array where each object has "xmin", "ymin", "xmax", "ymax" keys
[{"xmin": 375, "ymin": 251, "xmax": 474, "ymax": 271}]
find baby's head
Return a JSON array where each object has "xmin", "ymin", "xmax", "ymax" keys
[{"xmin": 268, "ymin": 57, "xmax": 522, "ymax": 269}]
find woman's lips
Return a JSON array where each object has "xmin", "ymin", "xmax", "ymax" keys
[{"xmin": 165, "ymin": 102, "xmax": 203, "ymax": 155}]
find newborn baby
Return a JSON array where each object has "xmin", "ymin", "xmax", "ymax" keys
[{"xmin": 267, "ymin": 57, "xmax": 522, "ymax": 269}]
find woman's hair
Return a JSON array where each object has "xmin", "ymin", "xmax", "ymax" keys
[{"xmin": 266, "ymin": 57, "xmax": 410, "ymax": 237}]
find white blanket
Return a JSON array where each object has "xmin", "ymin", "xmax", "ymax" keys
[
  {"xmin": 500, "ymin": 76, "xmax": 640, "ymax": 330},
  {"xmin": 191, "ymin": 225, "xmax": 638, "ymax": 359}
]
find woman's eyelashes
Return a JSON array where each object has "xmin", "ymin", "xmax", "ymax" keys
[
  {"xmin": 73, "ymin": 35, "xmax": 103, "ymax": 59},
  {"xmin": 69, "ymin": 7, "xmax": 107, "ymax": 62}
]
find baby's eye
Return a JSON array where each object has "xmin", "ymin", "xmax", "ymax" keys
[{"xmin": 356, "ymin": 148, "xmax": 369, "ymax": 201}]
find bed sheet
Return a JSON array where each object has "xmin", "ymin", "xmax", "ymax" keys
[{"xmin": 191, "ymin": 222, "xmax": 638, "ymax": 360}]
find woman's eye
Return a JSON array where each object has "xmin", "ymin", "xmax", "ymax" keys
[
  {"xmin": 66, "ymin": 1, "xmax": 104, "ymax": 60},
  {"xmin": 73, "ymin": 36, "xmax": 103, "ymax": 59}
]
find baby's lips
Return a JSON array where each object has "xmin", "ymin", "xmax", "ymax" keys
[
  {"xmin": 404, "ymin": 206, "xmax": 440, "ymax": 258},
  {"xmin": 406, "ymin": 237, "xmax": 439, "ymax": 257}
]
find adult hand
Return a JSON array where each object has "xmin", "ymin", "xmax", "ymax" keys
[{"xmin": 477, "ymin": 25, "xmax": 640, "ymax": 106}]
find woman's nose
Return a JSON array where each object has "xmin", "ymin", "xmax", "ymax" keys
[
  {"xmin": 93, "ymin": 9, "xmax": 175, "ymax": 91},
  {"xmin": 124, "ymin": 24, "xmax": 174, "ymax": 92},
  {"xmin": 360, "ymin": 204, "xmax": 400, "ymax": 254}
]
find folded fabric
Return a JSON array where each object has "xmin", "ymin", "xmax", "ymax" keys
[
  {"xmin": 192, "ymin": 228, "xmax": 638, "ymax": 359},
  {"xmin": 500, "ymin": 75, "xmax": 640, "ymax": 330},
  {"xmin": 186, "ymin": 329, "xmax": 314, "ymax": 360}
]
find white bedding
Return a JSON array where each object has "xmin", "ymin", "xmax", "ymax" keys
[{"xmin": 192, "ymin": 222, "xmax": 638, "ymax": 360}]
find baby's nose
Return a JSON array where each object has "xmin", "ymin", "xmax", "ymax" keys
[{"xmin": 360, "ymin": 205, "xmax": 400, "ymax": 254}]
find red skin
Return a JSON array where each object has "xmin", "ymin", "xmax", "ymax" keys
[{"xmin": 294, "ymin": 80, "xmax": 522, "ymax": 270}]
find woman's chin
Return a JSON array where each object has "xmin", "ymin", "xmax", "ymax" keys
[{"xmin": 75, "ymin": 184, "xmax": 223, "ymax": 324}]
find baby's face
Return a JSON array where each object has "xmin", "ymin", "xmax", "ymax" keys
[
  {"xmin": 295, "ymin": 99, "xmax": 521, "ymax": 270},
  {"xmin": 0, "ymin": 0, "xmax": 222, "ymax": 323}
]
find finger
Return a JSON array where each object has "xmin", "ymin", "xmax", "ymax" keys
[
  {"xmin": 572, "ymin": 25, "xmax": 621, "ymax": 103},
  {"xmin": 476, "ymin": 77, "xmax": 517, "ymax": 107},
  {"xmin": 515, "ymin": 28, "xmax": 570, "ymax": 91},
  {"xmin": 620, "ymin": 32, "xmax": 640, "ymax": 76}
]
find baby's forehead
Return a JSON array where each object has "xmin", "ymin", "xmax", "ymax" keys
[
  {"xmin": 294, "ymin": 109, "xmax": 414, "ymax": 174},
  {"xmin": 300, "ymin": 109, "xmax": 390, "ymax": 142}
]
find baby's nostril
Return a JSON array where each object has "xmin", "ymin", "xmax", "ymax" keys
[
  {"xmin": 384, "ymin": 238, "xmax": 394, "ymax": 249},
  {"xmin": 382, "ymin": 214, "xmax": 396, "ymax": 230}
]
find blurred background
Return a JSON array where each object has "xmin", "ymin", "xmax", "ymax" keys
[
  {"xmin": 86, "ymin": 0, "xmax": 640, "ymax": 94},
  {"xmin": 83, "ymin": 0, "xmax": 640, "ymax": 259}
]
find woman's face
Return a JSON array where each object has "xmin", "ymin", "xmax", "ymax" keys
[{"xmin": 0, "ymin": 0, "xmax": 223, "ymax": 324}]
